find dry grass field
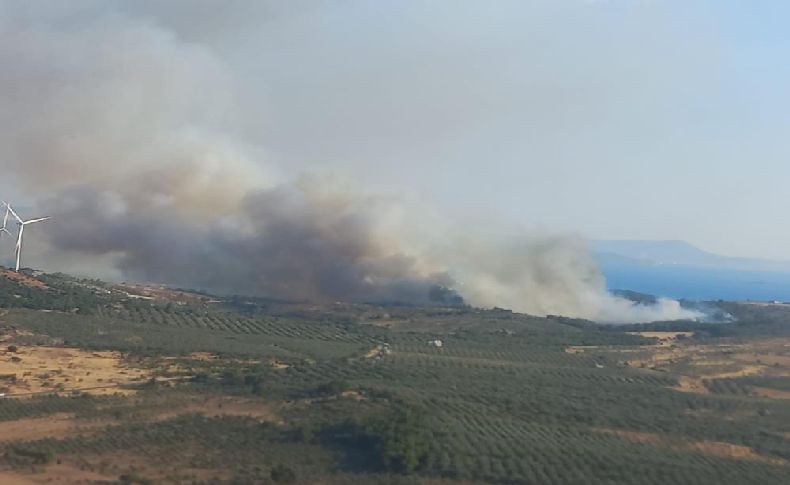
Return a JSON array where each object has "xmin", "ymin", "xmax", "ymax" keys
[
  {"xmin": 0, "ymin": 346, "xmax": 150, "ymax": 397},
  {"xmin": 566, "ymin": 331, "xmax": 790, "ymax": 399}
]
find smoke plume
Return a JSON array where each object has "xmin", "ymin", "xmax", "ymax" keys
[{"xmin": 0, "ymin": 3, "xmax": 700, "ymax": 323}]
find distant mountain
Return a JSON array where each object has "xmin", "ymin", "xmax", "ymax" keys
[
  {"xmin": 591, "ymin": 240, "xmax": 790, "ymax": 301},
  {"xmin": 591, "ymin": 240, "xmax": 790, "ymax": 272}
]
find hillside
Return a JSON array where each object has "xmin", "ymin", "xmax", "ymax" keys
[
  {"xmin": 592, "ymin": 240, "xmax": 790, "ymax": 271},
  {"xmin": 592, "ymin": 240, "xmax": 790, "ymax": 301},
  {"xmin": 0, "ymin": 269, "xmax": 788, "ymax": 484}
]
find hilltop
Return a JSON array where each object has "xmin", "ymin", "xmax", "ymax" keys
[{"xmin": 592, "ymin": 239, "xmax": 790, "ymax": 271}]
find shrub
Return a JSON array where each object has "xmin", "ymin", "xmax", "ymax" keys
[{"xmin": 270, "ymin": 463, "xmax": 296, "ymax": 483}]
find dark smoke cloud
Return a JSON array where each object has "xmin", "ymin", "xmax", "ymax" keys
[
  {"xmin": 0, "ymin": 2, "xmax": 700, "ymax": 322},
  {"xmin": 40, "ymin": 183, "xmax": 457, "ymax": 304}
]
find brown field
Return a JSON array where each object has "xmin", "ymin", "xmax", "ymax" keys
[
  {"xmin": 0, "ymin": 413, "xmax": 108, "ymax": 443},
  {"xmin": 589, "ymin": 334, "xmax": 790, "ymax": 398},
  {"xmin": 0, "ymin": 392, "xmax": 280, "ymax": 444},
  {"xmin": 36, "ymin": 450, "xmax": 236, "ymax": 484},
  {"xmin": 149, "ymin": 394, "xmax": 282, "ymax": 422},
  {"xmin": 0, "ymin": 462, "xmax": 116, "ymax": 484},
  {"xmin": 0, "ymin": 389, "xmax": 283, "ymax": 484},
  {"xmin": 733, "ymin": 352, "xmax": 790, "ymax": 368},
  {"xmin": 627, "ymin": 331, "xmax": 694, "ymax": 347},
  {"xmin": 597, "ymin": 428, "xmax": 787, "ymax": 465},
  {"xmin": 0, "ymin": 346, "xmax": 150, "ymax": 397},
  {"xmin": 752, "ymin": 387, "xmax": 790, "ymax": 400},
  {"xmin": 0, "ymin": 268, "xmax": 48, "ymax": 289}
]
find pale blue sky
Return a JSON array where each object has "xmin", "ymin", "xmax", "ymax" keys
[{"xmin": 7, "ymin": 1, "xmax": 790, "ymax": 260}]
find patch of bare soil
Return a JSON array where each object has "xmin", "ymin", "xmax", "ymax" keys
[
  {"xmin": 0, "ymin": 268, "xmax": 48, "ymax": 289},
  {"xmin": 687, "ymin": 441, "xmax": 785, "ymax": 464},
  {"xmin": 564, "ymin": 345, "xmax": 599, "ymax": 354},
  {"xmin": 90, "ymin": 392, "xmax": 284, "ymax": 425},
  {"xmin": 675, "ymin": 376, "xmax": 709, "ymax": 394},
  {"xmin": 0, "ymin": 346, "xmax": 150, "ymax": 397},
  {"xmin": 0, "ymin": 394, "xmax": 280, "ymax": 446},
  {"xmin": 0, "ymin": 460, "xmax": 116, "ymax": 484},
  {"xmin": 628, "ymin": 332, "xmax": 694, "ymax": 347},
  {"xmin": 270, "ymin": 359, "xmax": 290, "ymax": 369},
  {"xmin": 67, "ymin": 449, "xmax": 234, "ymax": 484},
  {"xmin": 0, "ymin": 470, "xmax": 40, "ymax": 484},
  {"xmin": 152, "ymin": 396, "xmax": 282, "ymax": 423},
  {"xmin": 706, "ymin": 364, "xmax": 765, "ymax": 379},
  {"xmin": 186, "ymin": 351, "xmax": 216, "ymax": 361},
  {"xmin": 160, "ymin": 353, "xmax": 263, "ymax": 372},
  {"xmin": 734, "ymin": 352, "xmax": 790, "ymax": 368},
  {"xmin": 115, "ymin": 283, "xmax": 218, "ymax": 305},
  {"xmin": 751, "ymin": 386, "xmax": 790, "ymax": 400},
  {"xmin": 340, "ymin": 390, "xmax": 365, "ymax": 401},
  {"xmin": 616, "ymin": 337, "xmax": 790, "ymax": 396},
  {"xmin": 364, "ymin": 345, "xmax": 382, "ymax": 358},
  {"xmin": 0, "ymin": 413, "xmax": 109, "ymax": 442},
  {"xmin": 598, "ymin": 428, "xmax": 787, "ymax": 465}
]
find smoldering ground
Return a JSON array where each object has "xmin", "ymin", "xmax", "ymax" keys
[{"xmin": 0, "ymin": 2, "xmax": 701, "ymax": 323}]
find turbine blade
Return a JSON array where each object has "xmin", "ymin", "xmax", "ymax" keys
[
  {"xmin": 23, "ymin": 216, "xmax": 51, "ymax": 225},
  {"xmin": 5, "ymin": 203, "xmax": 23, "ymax": 224}
]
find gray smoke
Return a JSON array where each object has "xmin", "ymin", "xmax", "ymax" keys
[
  {"xmin": 39, "ymin": 182, "xmax": 457, "ymax": 305},
  {"xmin": 0, "ymin": 3, "xmax": 700, "ymax": 323}
]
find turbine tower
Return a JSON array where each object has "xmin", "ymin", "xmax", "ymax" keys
[{"xmin": 5, "ymin": 202, "xmax": 50, "ymax": 272}]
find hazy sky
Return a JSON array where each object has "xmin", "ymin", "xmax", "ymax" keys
[{"xmin": 7, "ymin": 1, "xmax": 790, "ymax": 259}]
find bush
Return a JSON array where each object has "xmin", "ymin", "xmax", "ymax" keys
[
  {"xmin": 270, "ymin": 463, "xmax": 296, "ymax": 483},
  {"xmin": 5, "ymin": 446, "xmax": 56, "ymax": 465},
  {"xmin": 313, "ymin": 379, "xmax": 350, "ymax": 397},
  {"xmin": 119, "ymin": 472, "xmax": 155, "ymax": 485},
  {"xmin": 321, "ymin": 403, "xmax": 432, "ymax": 474},
  {"xmin": 367, "ymin": 406, "xmax": 431, "ymax": 473}
]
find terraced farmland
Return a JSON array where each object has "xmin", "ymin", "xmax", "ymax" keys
[{"xmin": 0, "ymin": 272, "xmax": 788, "ymax": 483}]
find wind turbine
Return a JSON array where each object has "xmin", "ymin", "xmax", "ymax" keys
[{"xmin": 4, "ymin": 202, "xmax": 50, "ymax": 272}]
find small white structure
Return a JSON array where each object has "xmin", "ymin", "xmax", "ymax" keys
[{"xmin": 428, "ymin": 339, "xmax": 443, "ymax": 348}]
